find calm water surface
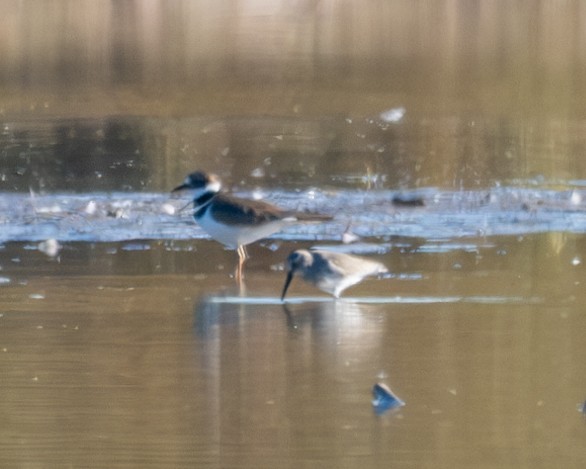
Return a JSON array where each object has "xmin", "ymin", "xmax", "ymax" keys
[
  {"xmin": 1, "ymin": 113, "xmax": 586, "ymax": 467},
  {"xmin": 4, "ymin": 2, "xmax": 586, "ymax": 466},
  {"xmin": 1, "ymin": 235, "xmax": 586, "ymax": 468}
]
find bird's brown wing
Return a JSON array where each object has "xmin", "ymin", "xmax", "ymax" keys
[
  {"xmin": 209, "ymin": 194, "xmax": 287, "ymax": 226},
  {"xmin": 316, "ymin": 250, "xmax": 387, "ymax": 276},
  {"xmin": 211, "ymin": 193, "xmax": 332, "ymax": 225}
]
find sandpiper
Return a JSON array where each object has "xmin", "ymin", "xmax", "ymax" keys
[
  {"xmin": 172, "ymin": 171, "xmax": 331, "ymax": 280},
  {"xmin": 281, "ymin": 249, "xmax": 388, "ymax": 300}
]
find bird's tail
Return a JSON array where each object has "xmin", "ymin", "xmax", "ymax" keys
[{"xmin": 376, "ymin": 264, "xmax": 389, "ymax": 275}]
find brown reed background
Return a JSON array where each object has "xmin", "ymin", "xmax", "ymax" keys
[{"xmin": 0, "ymin": 0, "xmax": 585, "ymax": 117}]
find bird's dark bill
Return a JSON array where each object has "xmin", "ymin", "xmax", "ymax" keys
[
  {"xmin": 281, "ymin": 271, "xmax": 294, "ymax": 301},
  {"xmin": 172, "ymin": 183, "xmax": 189, "ymax": 192}
]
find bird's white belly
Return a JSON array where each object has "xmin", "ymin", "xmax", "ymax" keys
[
  {"xmin": 197, "ymin": 211, "xmax": 288, "ymax": 248},
  {"xmin": 316, "ymin": 274, "xmax": 361, "ymax": 298}
]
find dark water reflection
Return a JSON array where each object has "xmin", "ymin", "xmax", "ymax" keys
[
  {"xmin": 4, "ymin": 115, "xmax": 586, "ymax": 194},
  {"xmin": 2, "ymin": 236, "xmax": 586, "ymax": 467}
]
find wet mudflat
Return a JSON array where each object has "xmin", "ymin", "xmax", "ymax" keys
[{"xmin": 1, "ymin": 234, "xmax": 586, "ymax": 468}]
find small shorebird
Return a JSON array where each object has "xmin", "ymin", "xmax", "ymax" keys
[
  {"xmin": 281, "ymin": 249, "xmax": 388, "ymax": 300},
  {"xmin": 172, "ymin": 171, "xmax": 331, "ymax": 280}
]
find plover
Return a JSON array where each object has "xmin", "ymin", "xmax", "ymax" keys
[{"xmin": 173, "ymin": 171, "xmax": 331, "ymax": 280}]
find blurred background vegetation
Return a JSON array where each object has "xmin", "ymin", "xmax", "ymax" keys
[
  {"xmin": 1, "ymin": 0, "xmax": 585, "ymax": 118},
  {"xmin": 1, "ymin": 1, "xmax": 586, "ymax": 193}
]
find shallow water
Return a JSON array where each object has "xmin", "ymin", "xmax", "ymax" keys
[
  {"xmin": 3, "ymin": 114, "xmax": 586, "ymax": 467},
  {"xmin": 4, "ymin": 2, "xmax": 586, "ymax": 464},
  {"xmin": 2, "ymin": 232, "xmax": 586, "ymax": 467}
]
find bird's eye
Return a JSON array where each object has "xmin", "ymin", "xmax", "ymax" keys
[{"xmin": 289, "ymin": 252, "xmax": 303, "ymax": 266}]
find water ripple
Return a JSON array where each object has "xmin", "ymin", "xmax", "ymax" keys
[{"xmin": 209, "ymin": 295, "xmax": 544, "ymax": 305}]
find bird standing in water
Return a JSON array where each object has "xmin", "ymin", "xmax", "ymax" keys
[
  {"xmin": 281, "ymin": 249, "xmax": 388, "ymax": 300},
  {"xmin": 173, "ymin": 171, "xmax": 331, "ymax": 282}
]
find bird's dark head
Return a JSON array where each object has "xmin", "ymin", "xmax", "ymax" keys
[
  {"xmin": 281, "ymin": 250, "xmax": 313, "ymax": 301},
  {"xmin": 286, "ymin": 249, "xmax": 313, "ymax": 272},
  {"xmin": 172, "ymin": 171, "xmax": 221, "ymax": 198}
]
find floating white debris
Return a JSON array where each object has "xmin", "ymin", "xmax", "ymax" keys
[
  {"xmin": 0, "ymin": 277, "xmax": 10, "ymax": 285},
  {"xmin": 161, "ymin": 203, "xmax": 176, "ymax": 215},
  {"xmin": 572, "ymin": 257, "xmax": 581, "ymax": 266},
  {"xmin": 342, "ymin": 223, "xmax": 360, "ymax": 244},
  {"xmin": 251, "ymin": 190, "xmax": 265, "ymax": 201},
  {"xmin": 250, "ymin": 167, "xmax": 265, "ymax": 178},
  {"xmin": 38, "ymin": 239, "xmax": 61, "ymax": 257},
  {"xmin": 342, "ymin": 231, "xmax": 360, "ymax": 244},
  {"xmin": 36, "ymin": 205, "xmax": 62, "ymax": 214},
  {"xmin": 85, "ymin": 200, "xmax": 98, "ymax": 215},
  {"xmin": 379, "ymin": 107, "xmax": 406, "ymax": 123},
  {"xmin": 221, "ymin": 147, "xmax": 230, "ymax": 156},
  {"xmin": 265, "ymin": 242, "xmax": 281, "ymax": 252},
  {"xmin": 29, "ymin": 293, "xmax": 45, "ymax": 300},
  {"xmin": 108, "ymin": 208, "xmax": 128, "ymax": 219}
]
